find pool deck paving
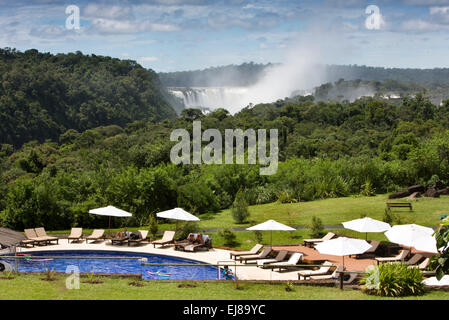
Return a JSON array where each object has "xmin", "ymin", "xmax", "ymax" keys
[{"xmin": 16, "ymin": 239, "xmax": 379, "ymax": 281}]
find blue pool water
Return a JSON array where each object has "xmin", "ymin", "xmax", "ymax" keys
[{"xmin": 2, "ymin": 250, "xmax": 218, "ymax": 280}]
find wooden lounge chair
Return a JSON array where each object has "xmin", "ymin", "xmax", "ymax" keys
[
  {"xmin": 375, "ymin": 249, "xmax": 410, "ymax": 264},
  {"xmin": 355, "ymin": 240, "xmax": 381, "ymax": 259},
  {"xmin": 152, "ymin": 231, "xmax": 176, "ymax": 248},
  {"xmin": 298, "ymin": 261, "xmax": 335, "ymax": 280},
  {"xmin": 303, "ymin": 232, "xmax": 336, "ymax": 248},
  {"xmin": 128, "ymin": 230, "xmax": 149, "ymax": 246},
  {"xmin": 230, "ymin": 244, "xmax": 263, "ymax": 260},
  {"xmin": 402, "ymin": 253, "xmax": 424, "ymax": 265},
  {"xmin": 409, "ymin": 258, "xmax": 436, "ymax": 276},
  {"xmin": 309, "ymin": 265, "xmax": 343, "ymax": 280},
  {"xmin": 270, "ymin": 252, "xmax": 304, "ymax": 272},
  {"xmin": 309, "ymin": 266, "xmax": 359, "ymax": 284},
  {"xmin": 239, "ymin": 247, "xmax": 272, "ymax": 264},
  {"xmin": 86, "ymin": 229, "xmax": 105, "ymax": 243},
  {"xmin": 68, "ymin": 228, "xmax": 83, "ymax": 243},
  {"xmin": 24, "ymin": 229, "xmax": 46, "ymax": 246},
  {"xmin": 35, "ymin": 227, "xmax": 59, "ymax": 245},
  {"xmin": 111, "ymin": 234, "xmax": 129, "ymax": 245},
  {"xmin": 256, "ymin": 250, "xmax": 289, "ymax": 267}
]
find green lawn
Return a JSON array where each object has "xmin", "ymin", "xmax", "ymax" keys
[
  {"xmin": 47, "ymin": 194, "xmax": 449, "ymax": 250},
  {"xmin": 0, "ymin": 274, "xmax": 448, "ymax": 300}
]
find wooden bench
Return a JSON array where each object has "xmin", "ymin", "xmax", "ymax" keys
[{"xmin": 386, "ymin": 202, "xmax": 412, "ymax": 211}]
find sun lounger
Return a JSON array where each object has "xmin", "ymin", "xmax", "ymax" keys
[
  {"xmin": 111, "ymin": 234, "xmax": 129, "ymax": 245},
  {"xmin": 86, "ymin": 229, "xmax": 105, "ymax": 243},
  {"xmin": 34, "ymin": 227, "xmax": 59, "ymax": 244},
  {"xmin": 230, "ymin": 244, "xmax": 263, "ymax": 260},
  {"xmin": 375, "ymin": 249, "xmax": 410, "ymax": 264},
  {"xmin": 409, "ymin": 258, "xmax": 436, "ymax": 276},
  {"xmin": 128, "ymin": 230, "xmax": 149, "ymax": 246},
  {"xmin": 402, "ymin": 253, "xmax": 424, "ymax": 265},
  {"xmin": 24, "ymin": 229, "xmax": 47, "ymax": 246},
  {"xmin": 68, "ymin": 228, "xmax": 83, "ymax": 243},
  {"xmin": 303, "ymin": 232, "xmax": 336, "ymax": 248},
  {"xmin": 309, "ymin": 266, "xmax": 359, "ymax": 284},
  {"xmin": 298, "ymin": 261, "xmax": 335, "ymax": 280},
  {"xmin": 178, "ymin": 234, "xmax": 212, "ymax": 252},
  {"xmin": 239, "ymin": 247, "xmax": 272, "ymax": 264},
  {"xmin": 355, "ymin": 240, "xmax": 381, "ymax": 259},
  {"xmin": 270, "ymin": 252, "xmax": 304, "ymax": 272},
  {"xmin": 256, "ymin": 250, "xmax": 289, "ymax": 267},
  {"xmin": 152, "ymin": 231, "xmax": 176, "ymax": 248}
]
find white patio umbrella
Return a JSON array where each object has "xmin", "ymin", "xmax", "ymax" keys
[
  {"xmin": 246, "ymin": 220, "xmax": 295, "ymax": 248},
  {"xmin": 156, "ymin": 208, "xmax": 200, "ymax": 233},
  {"xmin": 315, "ymin": 237, "xmax": 372, "ymax": 270},
  {"xmin": 89, "ymin": 205, "xmax": 133, "ymax": 235},
  {"xmin": 342, "ymin": 217, "xmax": 391, "ymax": 240},
  {"xmin": 385, "ymin": 224, "xmax": 436, "ymax": 253}
]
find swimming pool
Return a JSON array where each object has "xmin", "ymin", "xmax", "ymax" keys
[{"xmin": 2, "ymin": 250, "xmax": 219, "ymax": 280}]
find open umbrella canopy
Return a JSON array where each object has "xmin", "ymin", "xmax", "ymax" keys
[
  {"xmin": 413, "ymin": 234, "xmax": 438, "ymax": 254},
  {"xmin": 89, "ymin": 206, "xmax": 132, "ymax": 217},
  {"xmin": 385, "ymin": 224, "xmax": 434, "ymax": 248},
  {"xmin": 315, "ymin": 237, "xmax": 372, "ymax": 257},
  {"xmin": 343, "ymin": 217, "xmax": 391, "ymax": 233},
  {"xmin": 246, "ymin": 220, "xmax": 295, "ymax": 231},
  {"xmin": 156, "ymin": 208, "xmax": 200, "ymax": 222}
]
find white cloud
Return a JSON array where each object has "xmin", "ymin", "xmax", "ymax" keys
[
  {"xmin": 139, "ymin": 56, "xmax": 159, "ymax": 62},
  {"xmin": 90, "ymin": 18, "xmax": 179, "ymax": 34}
]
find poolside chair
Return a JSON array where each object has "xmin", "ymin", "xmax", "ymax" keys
[
  {"xmin": 409, "ymin": 258, "xmax": 436, "ymax": 276},
  {"xmin": 111, "ymin": 233, "xmax": 129, "ymax": 245},
  {"xmin": 402, "ymin": 253, "xmax": 424, "ymax": 265},
  {"xmin": 375, "ymin": 249, "xmax": 410, "ymax": 264},
  {"xmin": 128, "ymin": 230, "xmax": 149, "ymax": 246},
  {"xmin": 68, "ymin": 228, "xmax": 83, "ymax": 243},
  {"xmin": 270, "ymin": 252, "xmax": 304, "ymax": 272},
  {"xmin": 298, "ymin": 261, "xmax": 335, "ymax": 280},
  {"xmin": 151, "ymin": 231, "xmax": 176, "ymax": 248},
  {"xmin": 309, "ymin": 266, "xmax": 359, "ymax": 284},
  {"xmin": 184, "ymin": 235, "xmax": 212, "ymax": 252},
  {"xmin": 355, "ymin": 240, "xmax": 381, "ymax": 259},
  {"xmin": 230, "ymin": 244, "xmax": 263, "ymax": 260},
  {"xmin": 35, "ymin": 227, "xmax": 59, "ymax": 245},
  {"xmin": 303, "ymin": 232, "xmax": 336, "ymax": 248},
  {"xmin": 24, "ymin": 229, "xmax": 48, "ymax": 246},
  {"xmin": 256, "ymin": 250, "xmax": 289, "ymax": 267},
  {"xmin": 239, "ymin": 247, "xmax": 272, "ymax": 264},
  {"xmin": 86, "ymin": 229, "xmax": 105, "ymax": 243}
]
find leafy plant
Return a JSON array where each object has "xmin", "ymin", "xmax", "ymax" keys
[
  {"xmin": 176, "ymin": 221, "xmax": 199, "ymax": 240},
  {"xmin": 148, "ymin": 214, "xmax": 159, "ymax": 238},
  {"xmin": 284, "ymin": 281, "xmax": 295, "ymax": 292},
  {"xmin": 309, "ymin": 216, "xmax": 324, "ymax": 238},
  {"xmin": 45, "ymin": 267, "xmax": 56, "ymax": 281},
  {"xmin": 433, "ymin": 218, "xmax": 449, "ymax": 280},
  {"xmin": 361, "ymin": 263, "xmax": 424, "ymax": 297},
  {"xmin": 253, "ymin": 230, "xmax": 263, "ymax": 244},
  {"xmin": 231, "ymin": 189, "xmax": 250, "ymax": 224},
  {"xmin": 219, "ymin": 228, "xmax": 238, "ymax": 247}
]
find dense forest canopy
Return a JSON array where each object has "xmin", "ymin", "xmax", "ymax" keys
[
  {"xmin": 0, "ymin": 48, "xmax": 176, "ymax": 147},
  {"xmin": 1, "ymin": 48, "xmax": 449, "ymax": 231},
  {"xmin": 159, "ymin": 62, "xmax": 449, "ymax": 88},
  {"xmin": 1, "ymin": 88, "xmax": 449, "ymax": 230}
]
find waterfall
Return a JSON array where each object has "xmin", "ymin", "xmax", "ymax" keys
[{"xmin": 167, "ymin": 87, "xmax": 250, "ymax": 113}]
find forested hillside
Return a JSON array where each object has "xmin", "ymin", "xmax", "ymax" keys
[
  {"xmin": 1, "ymin": 91, "xmax": 449, "ymax": 230},
  {"xmin": 0, "ymin": 48, "xmax": 176, "ymax": 147}
]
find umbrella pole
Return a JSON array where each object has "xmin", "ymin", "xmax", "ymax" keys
[{"xmin": 108, "ymin": 216, "xmax": 111, "ymax": 237}]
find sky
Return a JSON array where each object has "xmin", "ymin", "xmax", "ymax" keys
[{"xmin": 1, "ymin": 0, "xmax": 449, "ymax": 72}]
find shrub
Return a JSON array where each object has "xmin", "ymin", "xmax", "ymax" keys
[
  {"xmin": 231, "ymin": 189, "xmax": 250, "ymax": 224},
  {"xmin": 176, "ymin": 222, "xmax": 199, "ymax": 240},
  {"xmin": 219, "ymin": 228, "xmax": 238, "ymax": 247},
  {"xmin": 253, "ymin": 230, "xmax": 263, "ymax": 243},
  {"xmin": 361, "ymin": 263, "xmax": 424, "ymax": 297},
  {"xmin": 309, "ymin": 216, "xmax": 324, "ymax": 238},
  {"xmin": 148, "ymin": 214, "xmax": 158, "ymax": 238}
]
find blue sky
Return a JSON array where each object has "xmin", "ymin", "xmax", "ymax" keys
[{"xmin": 1, "ymin": 0, "xmax": 449, "ymax": 71}]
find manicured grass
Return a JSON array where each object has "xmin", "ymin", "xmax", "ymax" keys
[
  {"xmin": 46, "ymin": 195, "xmax": 449, "ymax": 250},
  {"xmin": 0, "ymin": 274, "xmax": 448, "ymax": 300},
  {"xmin": 50, "ymin": 195, "xmax": 449, "ymax": 235}
]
